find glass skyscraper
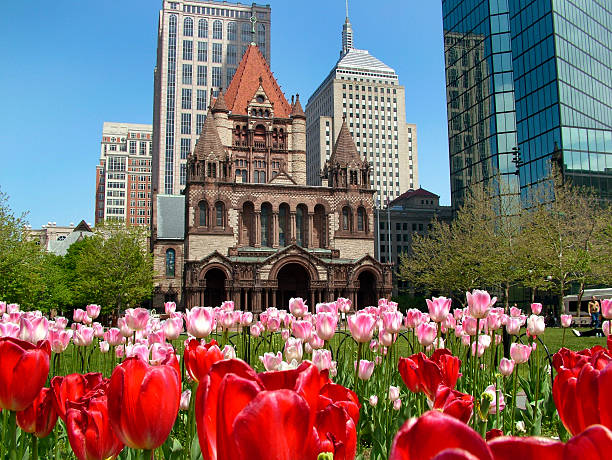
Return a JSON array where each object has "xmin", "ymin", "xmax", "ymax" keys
[{"xmin": 442, "ymin": 0, "xmax": 612, "ymax": 209}]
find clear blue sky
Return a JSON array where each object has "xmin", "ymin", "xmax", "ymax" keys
[{"xmin": 0, "ymin": 0, "xmax": 449, "ymax": 228}]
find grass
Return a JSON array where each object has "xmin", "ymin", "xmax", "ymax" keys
[{"xmin": 537, "ymin": 326, "xmax": 607, "ymax": 355}]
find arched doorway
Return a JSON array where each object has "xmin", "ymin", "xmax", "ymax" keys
[
  {"xmin": 276, "ymin": 263, "xmax": 310, "ymax": 309},
  {"xmin": 357, "ymin": 270, "xmax": 378, "ymax": 308},
  {"xmin": 204, "ymin": 268, "xmax": 226, "ymax": 308}
]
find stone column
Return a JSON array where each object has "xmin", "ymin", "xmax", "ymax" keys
[
  {"xmin": 254, "ymin": 211, "xmax": 261, "ymax": 247},
  {"xmin": 308, "ymin": 213, "xmax": 314, "ymax": 248},
  {"xmin": 309, "ymin": 289, "xmax": 315, "ymax": 312},
  {"xmin": 237, "ymin": 212, "xmax": 243, "ymax": 245},
  {"xmin": 272, "ymin": 213, "xmax": 279, "ymax": 247},
  {"xmin": 254, "ymin": 288, "xmax": 262, "ymax": 313},
  {"xmin": 290, "ymin": 212, "xmax": 297, "ymax": 244}
]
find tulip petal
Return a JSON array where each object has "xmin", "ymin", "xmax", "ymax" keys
[
  {"xmin": 564, "ymin": 424, "xmax": 612, "ymax": 459},
  {"xmin": 315, "ymin": 403, "xmax": 357, "ymax": 460},
  {"xmin": 598, "ymin": 364, "xmax": 612, "ymax": 429},
  {"xmin": 488, "ymin": 436, "xmax": 563, "ymax": 460},
  {"xmin": 233, "ymin": 390, "xmax": 315, "ymax": 460},
  {"xmin": 389, "ymin": 411, "xmax": 493, "ymax": 460}
]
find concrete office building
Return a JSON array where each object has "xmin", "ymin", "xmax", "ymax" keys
[
  {"xmin": 152, "ymin": 0, "xmax": 272, "ymax": 197},
  {"xmin": 306, "ymin": 9, "xmax": 418, "ymax": 204},
  {"xmin": 95, "ymin": 122, "xmax": 153, "ymax": 225},
  {"xmin": 442, "ymin": 0, "xmax": 612, "ymax": 209}
]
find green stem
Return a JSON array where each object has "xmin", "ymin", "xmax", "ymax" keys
[
  {"xmin": 8, "ymin": 411, "xmax": 16, "ymax": 460},
  {"xmin": 561, "ymin": 328, "xmax": 566, "ymax": 349},
  {"xmin": 354, "ymin": 342, "xmax": 363, "ymax": 392},
  {"xmin": 142, "ymin": 449, "xmax": 154, "ymax": 460},
  {"xmin": 31, "ymin": 434, "xmax": 38, "ymax": 460},
  {"xmin": 511, "ymin": 365, "xmax": 519, "ymax": 436}
]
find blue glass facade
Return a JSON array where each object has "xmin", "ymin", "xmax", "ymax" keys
[{"xmin": 443, "ymin": 0, "xmax": 612, "ymax": 207}]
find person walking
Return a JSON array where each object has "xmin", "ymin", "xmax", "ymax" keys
[{"xmin": 588, "ymin": 296, "xmax": 601, "ymax": 328}]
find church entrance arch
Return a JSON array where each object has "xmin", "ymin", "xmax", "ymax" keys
[
  {"xmin": 357, "ymin": 270, "xmax": 378, "ymax": 308},
  {"xmin": 275, "ymin": 263, "xmax": 310, "ymax": 309},
  {"xmin": 203, "ymin": 268, "xmax": 227, "ymax": 308}
]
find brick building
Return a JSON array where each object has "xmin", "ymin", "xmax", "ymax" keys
[{"xmin": 152, "ymin": 44, "xmax": 391, "ymax": 311}]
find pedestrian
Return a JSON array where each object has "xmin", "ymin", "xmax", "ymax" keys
[{"xmin": 588, "ymin": 296, "xmax": 601, "ymax": 328}]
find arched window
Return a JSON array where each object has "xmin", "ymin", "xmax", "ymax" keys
[
  {"xmin": 198, "ymin": 200, "xmax": 208, "ymax": 227},
  {"xmin": 227, "ymin": 21, "xmax": 237, "ymax": 41},
  {"xmin": 357, "ymin": 207, "xmax": 366, "ymax": 232},
  {"xmin": 242, "ymin": 169, "xmax": 248, "ymax": 183},
  {"xmin": 342, "ymin": 206, "xmax": 352, "ymax": 231},
  {"xmin": 279, "ymin": 203, "xmax": 289, "ymax": 247},
  {"xmin": 215, "ymin": 202, "xmax": 224, "ymax": 228},
  {"xmin": 296, "ymin": 204, "xmax": 308, "ymax": 247},
  {"xmin": 213, "ymin": 20, "xmax": 222, "ymax": 40},
  {"xmin": 184, "ymin": 17, "xmax": 193, "ymax": 36},
  {"xmin": 261, "ymin": 203, "xmax": 272, "ymax": 247},
  {"xmin": 165, "ymin": 249, "xmax": 176, "ymax": 277},
  {"xmin": 198, "ymin": 19, "xmax": 208, "ymax": 38}
]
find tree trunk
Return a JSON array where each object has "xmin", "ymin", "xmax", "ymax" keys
[
  {"xmin": 557, "ymin": 280, "xmax": 565, "ymax": 320},
  {"xmin": 531, "ymin": 286, "xmax": 536, "ymax": 303},
  {"xmin": 576, "ymin": 280, "xmax": 585, "ymax": 318}
]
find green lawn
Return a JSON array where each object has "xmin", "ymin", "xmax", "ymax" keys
[{"xmin": 538, "ymin": 326, "xmax": 607, "ymax": 355}]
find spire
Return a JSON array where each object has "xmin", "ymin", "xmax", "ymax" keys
[
  {"xmin": 329, "ymin": 118, "xmax": 362, "ymax": 165},
  {"xmin": 211, "ymin": 89, "xmax": 229, "ymax": 113},
  {"xmin": 342, "ymin": 0, "xmax": 353, "ymax": 56},
  {"xmin": 290, "ymin": 94, "xmax": 306, "ymax": 119},
  {"xmin": 193, "ymin": 108, "xmax": 225, "ymax": 160}
]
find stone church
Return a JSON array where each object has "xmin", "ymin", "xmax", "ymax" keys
[{"xmin": 152, "ymin": 44, "xmax": 392, "ymax": 312}]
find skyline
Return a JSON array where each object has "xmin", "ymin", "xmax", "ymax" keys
[{"xmin": 0, "ymin": 0, "xmax": 449, "ymax": 228}]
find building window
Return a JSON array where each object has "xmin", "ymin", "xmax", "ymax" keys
[
  {"xmin": 212, "ymin": 67, "xmax": 221, "ymax": 87},
  {"xmin": 181, "ymin": 113, "xmax": 191, "ymax": 134},
  {"xmin": 226, "ymin": 68, "xmax": 236, "ymax": 86},
  {"xmin": 212, "ymin": 20, "xmax": 222, "ymax": 39},
  {"xmin": 227, "ymin": 21, "xmax": 237, "ymax": 41},
  {"xmin": 215, "ymin": 201, "xmax": 224, "ymax": 227},
  {"xmin": 199, "ymin": 200, "xmax": 208, "ymax": 226},
  {"xmin": 197, "ymin": 65, "xmax": 207, "ymax": 86},
  {"xmin": 241, "ymin": 22, "xmax": 251, "ymax": 42},
  {"xmin": 207, "ymin": 162, "xmax": 217, "ymax": 178},
  {"xmin": 139, "ymin": 142, "xmax": 147, "ymax": 155},
  {"xmin": 184, "ymin": 17, "xmax": 193, "ymax": 36},
  {"xmin": 197, "ymin": 41, "xmax": 207, "ymax": 61},
  {"xmin": 198, "ymin": 19, "xmax": 208, "ymax": 38},
  {"xmin": 180, "ymin": 163, "xmax": 186, "ymax": 185},
  {"xmin": 226, "ymin": 44, "xmax": 237, "ymax": 65},
  {"xmin": 183, "ymin": 40, "xmax": 193, "ymax": 60},
  {"xmin": 357, "ymin": 207, "xmax": 365, "ymax": 231},
  {"xmin": 196, "ymin": 114, "xmax": 206, "ymax": 134},
  {"xmin": 129, "ymin": 141, "xmax": 136, "ymax": 154},
  {"xmin": 196, "ymin": 89, "xmax": 207, "ymax": 110},
  {"xmin": 165, "ymin": 249, "xmax": 176, "ymax": 277},
  {"xmin": 182, "ymin": 64, "xmax": 192, "ymax": 84},
  {"xmin": 212, "ymin": 43, "xmax": 222, "ymax": 63},
  {"xmin": 181, "ymin": 88, "xmax": 192, "ymax": 109},
  {"xmin": 180, "ymin": 138, "xmax": 190, "ymax": 159},
  {"xmin": 342, "ymin": 206, "xmax": 352, "ymax": 231}
]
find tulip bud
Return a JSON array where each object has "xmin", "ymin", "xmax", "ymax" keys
[
  {"xmin": 602, "ymin": 299, "xmax": 612, "ymax": 319},
  {"xmin": 560, "ymin": 314, "xmax": 572, "ymax": 328},
  {"xmin": 526, "ymin": 314, "xmax": 545, "ymax": 336},
  {"xmin": 604, "ymin": 321, "xmax": 610, "ymax": 337},
  {"xmin": 499, "ymin": 358, "xmax": 515, "ymax": 376},
  {"xmin": 510, "ymin": 343, "xmax": 531, "ymax": 364},
  {"xmin": 368, "ymin": 395, "xmax": 378, "ymax": 407},
  {"xmin": 393, "ymin": 398, "xmax": 402, "ymax": 411},
  {"xmin": 222, "ymin": 344, "xmax": 236, "ymax": 359},
  {"xmin": 388, "ymin": 385, "xmax": 400, "ymax": 401},
  {"xmin": 180, "ymin": 390, "xmax": 191, "ymax": 411},
  {"xmin": 530, "ymin": 303, "xmax": 542, "ymax": 315},
  {"xmin": 99, "ymin": 341, "xmax": 110, "ymax": 354},
  {"xmin": 356, "ymin": 359, "xmax": 375, "ymax": 380}
]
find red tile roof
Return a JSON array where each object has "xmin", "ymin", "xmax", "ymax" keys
[
  {"xmin": 224, "ymin": 44, "xmax": 292, "ymax": 118},
  {"xmin": 390, "ymin": 188, "xmax": 439, "ymax": 205}
]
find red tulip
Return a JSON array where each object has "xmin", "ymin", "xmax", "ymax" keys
[
  {"xmin": 487, "ymin": 436, "xmax": 563, "ymax": 460},
  {"xmin": 562, "ymin": 424, "xmax": 612, "ymax": 460},
  {"xmin": 66, "ymin": 393, "xmax": 124, "ymax": 460},
  {"xmin": 51, "ymin": 372, "xmax": 106, "ymax": 422},
  {"xmin": 0, "ymin": 337, "xmax": 50, "ymax": 411},
  {"xmin": 398, "ymin": 349, "xmax": 461, "ymax": 400},
  {"xmin": 16, "ymin": 387, "xmax": 58, "ymax": 438},
  {"xmin": 433, "ymin": 385, "xmax": 474, "ymax": 424},
  {"xmin": 195, "ymin": 359, "xmax": 357, "ymax": 460},
  {"xmin": 107, "ymin": 356, "xmax": 180, "ymax": 450},
  {"xmin": 184, "ymin": 339, "xmax": 224, "ymax": 382},
  {"xmin": 552, "ymin": 346, "xmax": 612, "ymax": 435}
]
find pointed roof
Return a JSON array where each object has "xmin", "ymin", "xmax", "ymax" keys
[
  {"xmin": 193, "ymin": 109, "xmax": 225, "ymax": 160},
  {"xmin": 291, "ymin": 94, "xmax": 306, "ymax": 119},
  {"xmin": 330, "ymin": 118, "xmax": 362, "ymax": 165},
  {"xmin": 224, "ymin": 44, "xmax": 292, "ymax": 118},
  {"xmin": 73, "ymin": 220, "xmax": 92, "ymax": 233},
  {"xmin": 211, "ymin": 90, "xmax": 229, "ymax": 113}
]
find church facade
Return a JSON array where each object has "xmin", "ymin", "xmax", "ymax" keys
[{"xmin": 152, "ymin": 44, "xmax": 392, "ymax": 312}]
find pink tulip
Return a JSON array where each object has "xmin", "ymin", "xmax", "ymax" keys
[
  {"xmin": 283, "ymin": 337, "xmax": 303, "ymax": 362},
  {"xmin": 48, "ymin": 328, "xmax": 72, "ymax": 353},
  {"xmin": 487, "ymin": 312, "xmax": 503, "ymax": 331},
  {"xmin": 498, "ymin": 358, "xmax": 515, "ymax": 377},
  {"xmin": 73, "ymin": 309, "xmax": 87, "ymax": 323},
  {"xmin": 471, "ymin": 341, "xmax": 485, "ymax": 357},
  {"xmin": 73, "ymin": 326, "xmax": 95, "ymax": 347},
  {"xmin": 404, "ymin": 309, "xmax": 422, "ymax": 329},
  {"xmin": 291, "ymin": 320, "xmax": 314, "ymax": 341},
  {"xmin": 526, "ymin": 315, "xmax": 545, "ymax": 336},
  {"xmin": 530, "ymin": 303, "xmax": 542, "ymax": 315},
  {"xmin": 381, "ymin": 311, "xmax": 403, "ymax": 334},
  {"xmin": 393, "ymin": 398, "xmax": 402, "ymax": 411},
  {"xmin": 180, "ymin": 389, "xmax": 191, "ymax": 411},
  {"xmin": 117, "ymin": 318, "xmax": 132, "ymax": 338},
  {"xmin": 426, "ymin": 296, "xmax": 452, "ymax": 323},
  {"xmin": 148, "ymin": 330, "xmax": 166, "ymax": 346},
  {"xmin": 388, "ymin": 385, "xmax": 400, "ymax": 401},
  {"xmin": 115, "ymin": 345, "xmax": 125, "ymax": 358},
  {"xmin": 369, "ymin": 395, "xmax": 378, "ymax": 407},
  {"xmin": 86, "ymin": 304, "xmax": 101, "ymax": 319},
  {"xmin": 337, "ymin": 297, "xmax": 352, "ymax": 313},
  {"xmin": 379, "ymin": 329, "xmax": 395, "ymax": 347},
  {"xmin": 124, "ymin": 308, "xmax": 149, "ymax": 331},
  {"xmin": 484, "ymin": 384, "xmax": 505, "ymax": 414},
  {"xmin": 601, "ymin": 299, "xmax": 612, "ymax": 319},
  {"xmin": 315, "ymin": 302, "xmax": 337, "ymax": 315},
  {"xmin": 356, "ymin": 359, "xmax": 375, "ymax": 380},
  {"xmin": 460, "ymin": 334, "xmax": 471, "ymax": 347},
  {"xmin": 348, "ymin": 313, "xmax": 376, "ymax": 343},
  {"xmin": 222, "ymin": 345, "xmax": 236, "ymax": 359},
  {"xmin": 0, "ymin": 322, "xmax": 20, "ymax": 338},
  {"xmin": 99, "ymin": 341, "xmax": 110, "ymax": 353},
  {"xmin": 416, "ymin": 322, "xmax": 437, "ymax": 347},
  {"xmin": 315, "ymin": 312, "xmax": 337, "ymax": 341},
  {"xmin": 466, "ymin": 290, "xmax": 496, "ymax": 319},
  {"xmin": 510, "ymin": 343, "xmax": 531, "ymax": 364},
  {"xmin": 93, "ymin": 323, "xmax": 104, "ymax": 338},
  {"xmin": 220, "ymin": 300, "xmax": 234, "ymax": 311},
  {"xmin": 104, "ymin": 328, "xmax": 124, "ymax": 347},
  {"xmin": 506, "ymin": 317, "xmax": 521, "ymax": 335},
  {"xmin": 184, "ymin": 307, "xmax": 215, "ymax": 338},
  {"xmin": 462, "ymin": 316, "xmax": 478, "ymax": 336},
  {"xmin": 560, "ymin": 314, "xmax": 572, "ymax": 328},
  {"xmin": 309, "ymin": 334, "xmax": 324, "ymax": 350},
  {"xmin": 250, "ymin": 323, "xmax": 263, "ymax": 337},
  {"xmin": 312, "ymin": 349, "xmax": 332, "ymax": 372},
  {"xmin": 126, "ymin": 343, "xmax": 149, "ymax": 361},
  {"xmin": 454, "ymin": 325, "xmax": 464, "ymax": 338},
  {"xmin": 259, "ymin": 351, "xmax": 283, "ymax": 371},
  {"xmin": 163, "ymin": 318, "xmax": 183, "ymax": 340},
  {"xmin": 54, "ymin": 317, "xmax": 68, "ymax": 329},
  {"xmin": 495, "ymin": 334, "xmax": 502, "ymax": 345},
  {"xmin": 218, "ymin": 310, "xmax": 235, "ymax": 330},
  {"xmin": 18, "ymin": 316, "xmax": 48, "ymax": 344},
  {"xmin": 288, "ymin": 297, "xmax": 307, "ymax": 318},
  {"xmin": 240, "ymin": 312, "xmax": 253, "ymax": 326},
  {"xmin": 0, "ymin": 301, "xmax": 5, "ymax": 315}
]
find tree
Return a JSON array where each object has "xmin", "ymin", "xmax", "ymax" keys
[
  {"xmin": 0, "ymin": 188, "xmax": 46, "ymax": 308},
  {"xmin": 73, "ymin": 221, "xmax": 154, "ymax": 315}
]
